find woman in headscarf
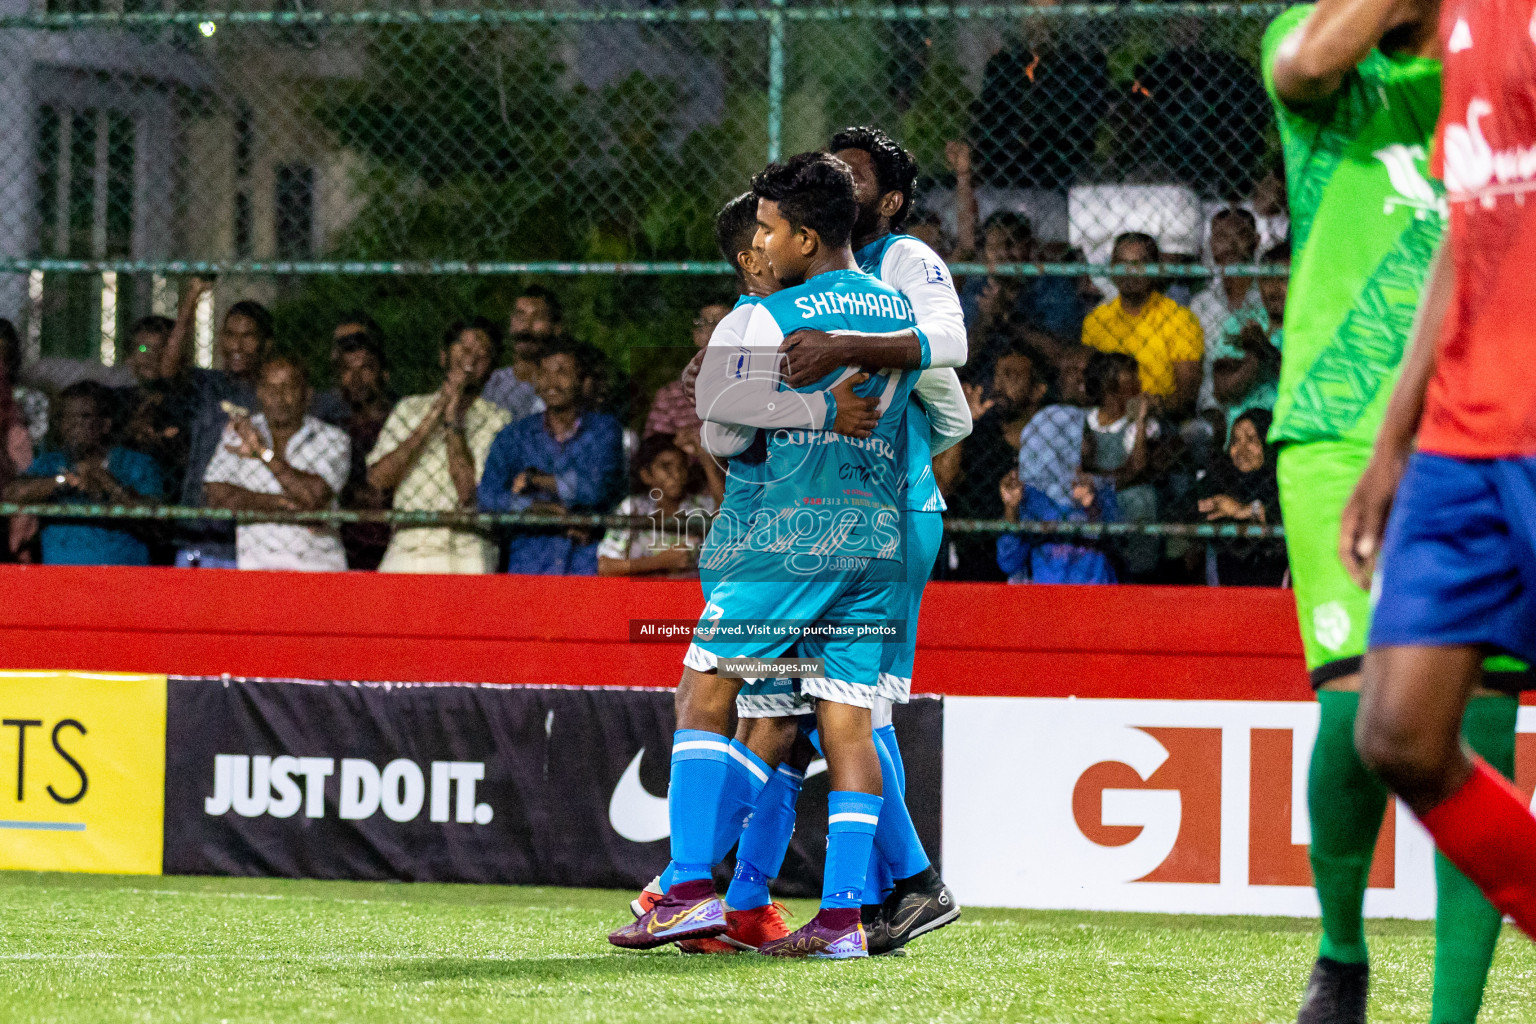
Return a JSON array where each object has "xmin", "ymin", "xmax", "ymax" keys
[{"xmin": 1196, "ymin": 408, "xmax": 1285, "ymax": 586}]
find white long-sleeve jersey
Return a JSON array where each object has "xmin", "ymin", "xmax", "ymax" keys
[{"xmin": 857, "ymin": 233, "xmax": 968, "ymax": 370}]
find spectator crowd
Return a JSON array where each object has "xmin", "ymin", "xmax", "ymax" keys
[{"xmin": 0, "ymin": 194, "xmax": 1289, "ymax": 588}]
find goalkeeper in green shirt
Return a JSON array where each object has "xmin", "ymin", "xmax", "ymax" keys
[{"xmin": 1265, "ymin": 1, "xmax": 1520, "ymax": 1021}]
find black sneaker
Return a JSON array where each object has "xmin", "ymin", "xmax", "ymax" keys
[
  {"xmin": 879, "ymin": 869, "xmax": 960, "ymax": 951},
  {"xmin": 1296, "ymin": 957, "xmax": 1368, "ymax": 1024}
]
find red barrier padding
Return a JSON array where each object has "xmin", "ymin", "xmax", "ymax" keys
[{"xmin": 0, "ymin": 564, "xmax": 1321, "ymax": 700}]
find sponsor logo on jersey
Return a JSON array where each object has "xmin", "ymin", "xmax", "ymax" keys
[
  {"xmin": 1312, "ymin": 600, "xmax": 1352, "ymax": 653},
  {"xmin": 771, "ymin": 428, "xmax": 898, "ymax": 461},
  {"xmin": 1373, "ymin": 144, "xmax": 1445, "ymax": 220},
  {"xmin": 1443, "ymin": 97, "xmax": 1536, "ymax": 201}
]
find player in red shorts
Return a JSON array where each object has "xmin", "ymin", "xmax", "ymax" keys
[{"xmin": 1341, "ymin": 0, "xmax": 1536, "ymax": 942}]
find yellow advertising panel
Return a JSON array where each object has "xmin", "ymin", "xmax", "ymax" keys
[{"xmin": 0, "ymin": 671, "xmax": 166, "ymax": 874}]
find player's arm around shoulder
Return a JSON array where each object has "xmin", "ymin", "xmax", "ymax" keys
[
  {"xmin": 1266, "ymin": 0, "xmax": 1422, "ymax": 107},
  {"xmin": 885, "ymin": 235, "xmax": 968, "ymax": 370},
  {"xmin": 696, "ymin": 300, "xmax": 832, "ymax": 434}
]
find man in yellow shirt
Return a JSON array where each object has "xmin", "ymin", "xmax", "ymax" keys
[{"xmin": 1082, "ymin": 232, "xmax": 1204, "ymax": 417}]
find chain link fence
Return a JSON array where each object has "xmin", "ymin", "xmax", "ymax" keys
[{"xmin": 0, "ymin": 1, "xmax": 1295, "ymax": 583}]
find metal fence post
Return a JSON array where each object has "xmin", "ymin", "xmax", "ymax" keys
[{"xmin": 766, "ymin": 0, "xmax": 785, "ymax": 163}]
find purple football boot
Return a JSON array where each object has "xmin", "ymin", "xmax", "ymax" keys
[
  {"xmin": 758, "ymin": 909, "xmax": 868, "ymax": 960},
  {"xmin": 608, "ymin": 880, "xmax": 727, "ymax": 950}
]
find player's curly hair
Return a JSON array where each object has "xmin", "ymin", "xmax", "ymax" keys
[
  {"xmin": 829, "ymin": 125, "xmax": 918, "ymax": 230},
  {"xmin": 750, "ymin": 152, "xmax": 859, "ymax": 250},
  {"xmin": 714, "ymin": 191, "xmax": 759, "ymax": 279}
]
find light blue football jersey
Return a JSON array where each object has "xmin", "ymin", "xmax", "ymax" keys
[{"xmin": 750, "ymin": 268, "xmax": 919, "ymax": 565}]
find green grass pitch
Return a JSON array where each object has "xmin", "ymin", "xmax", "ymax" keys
[{"xmin": 3, "ymin": 872, "xmax": 1535, "ymax": 1023}]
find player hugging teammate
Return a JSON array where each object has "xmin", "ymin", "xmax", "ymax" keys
[
  {"xmin": 609, "ymin": 131, "xmax": 971, "ymax": 959},
  {"xmin": 1269, "ymin": 0, "xmax": 1536, "ymax": 1021}
]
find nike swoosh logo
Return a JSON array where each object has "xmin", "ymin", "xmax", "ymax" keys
[
  {"xmin": 650, "ymin": 903, "xmax": 710, "ymax": 932},
  {"xmin": 609, "ymin": 748, "xmax": 670, "ymax": 843},
  {"xmin": 888, "ymin": 901, "xmax": 933, "ymax": 933}
]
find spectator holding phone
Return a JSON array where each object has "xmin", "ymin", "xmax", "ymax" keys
[
  {"xmin": 1211, "ymin": 241, "xmax": 1288, "ymax": 431},
  {"xmin": 156, "ymin": 282, "xmax": 275, "ymax": 568},
  {"xmin": 203, "ymin": 357, "xmax": 350, "ymax": 572}
]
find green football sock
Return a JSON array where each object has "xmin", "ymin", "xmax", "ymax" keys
[
  {"xmin": 1430, "ymin": 693, "xmax": 1518, "ymax": 1024},
  {"xmin": 1309, "ymin": 689, "xmax": 1389, "ymax": 965}
]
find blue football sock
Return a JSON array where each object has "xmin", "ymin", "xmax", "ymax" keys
[
  {"xmin": 667, "ymin": 729, "xmax": 732, "ymax": 883},
  {"xmin": 714, "ymin": 740, "xmax": 770, "ymax": 862},
  {"xmin": 659, "ymin": 741, "xmax": 771, "ymax": 892},
  {"xmin": 867, "ymin": 722, "xmax": 910, "ymax": 901},
  {"xmin": 726, "ymin": 762, "xmax": 804, "ymax": 910},
  {"xmin": 862, "ymin": 844, "xmax": 894, "ymax": 906},
  {"xmin": 824, "ymin": 791, "xmax": 883, "ymax": 909},
  {"xmin": 875, "ymin": 724, "xmax": 906, "ymax": 798},
  {"xmin": 872, "ymin": 727, "xmax": 930, "ymax": 882}
]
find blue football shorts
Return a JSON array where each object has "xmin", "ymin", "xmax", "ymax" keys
[{"xmin": 1370, "ymin": 452, "xmax": 1536, "ymax": 664}]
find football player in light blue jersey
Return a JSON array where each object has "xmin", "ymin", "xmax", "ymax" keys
[
  {"xmin": 610, "ymin": 153, "xmax": 915, "ymax": 959},
  {"xmin": 701, "ymin": 128, "xmax": 972, "ymax": 956},
  {"xmin": 624, "ymin": 193, "xmax": 879, "ymax": 953},
  {"xmin": 674, "ymin": 132, "xmax": 972, "ymax": 958}
]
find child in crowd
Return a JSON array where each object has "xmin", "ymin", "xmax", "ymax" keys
[
  {"xmin": 1083, "ymin": 350, "xmax": 1160, "ymax": 578},
  {"xmin": 1211, "ymin": 241, "xmax": 1288, "ymax": 430},
  {"xmin": 596, "ymin": 433, "xmax": 718, "ymax": 578}
]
